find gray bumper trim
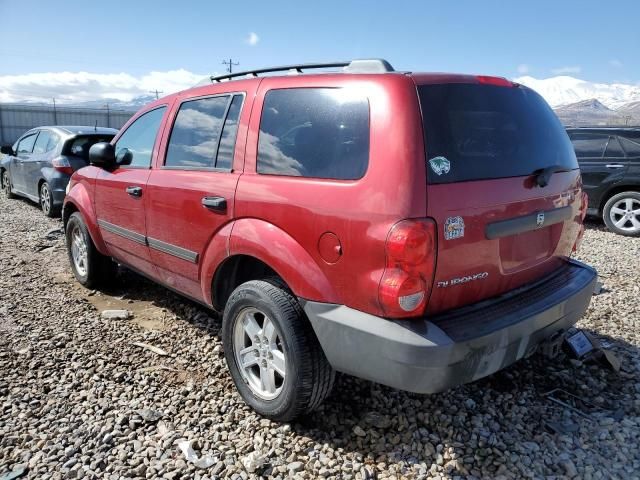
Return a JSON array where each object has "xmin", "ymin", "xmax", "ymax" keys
[{"xmin": 302, "ymin": 259, "xmax": 597, "ymax": 394}]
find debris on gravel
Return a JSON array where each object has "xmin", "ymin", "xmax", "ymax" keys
[
  {"xmin": 0, "ymin": 195, "xmax": 639, "ymax": 479},
  {"xmin": 100, "ymin": 309, "xmax": 130, "ymax": 320}
]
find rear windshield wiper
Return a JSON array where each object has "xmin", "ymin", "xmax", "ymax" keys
[{"xmin": 534, "ymin": 165, "xmax": 569, "ymax": 187}]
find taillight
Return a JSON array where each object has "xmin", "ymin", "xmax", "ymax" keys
[
  {"xmin": 476, "ymin": 75, "xmax": 514, "ymax": 87},
  {"xmin": 379, "ymin": 219, "xmax": 437, "ymax": 318},
  {"xmin": 52, "ymin": 157, "xmax": 73, "ymax": 175},
  {"xmin": 573, "ymin": 191, "xmax": 588, "ymax": 253}
]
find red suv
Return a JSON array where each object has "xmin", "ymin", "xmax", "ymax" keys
[{"xmin": 63, "ymin": 59, "xmax": 597, "ymax": 421}]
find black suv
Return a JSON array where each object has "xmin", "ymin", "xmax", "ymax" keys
[{"xmin": 567, "ymin": 127, "xmax": 640, "ymax": 236}]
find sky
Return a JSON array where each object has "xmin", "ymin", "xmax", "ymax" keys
[{"xmin": 0, "ymin": 0, "xmax": 638, "ymax": 104}]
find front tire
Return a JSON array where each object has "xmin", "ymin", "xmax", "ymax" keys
[
  {"xmin": 40, "ymin": 181, "xmax": 60, "ymax": 217},
  {"xmin": 65, "ymin": 212, "xmax": 116, "ymax": 288},
  {"xmin": 2, "ymin": 170, "xmax": 16, "ymax": 199},
  {"xmin": 222, "ymin": 280, "xmax": 335, "ymax": 421},
  {"xmin": 603, "ymin": 191, "xmax": 640, "ymax": 237}
]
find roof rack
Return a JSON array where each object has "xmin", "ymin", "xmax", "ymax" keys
[{"xmin": 210, "ymin": 58, "xmax": 395, "ymax": 83}]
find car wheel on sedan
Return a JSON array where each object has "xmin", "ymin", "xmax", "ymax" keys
[
  {"xmin": 40, "ymin": 182, "xmax": 60, "ymax": 217},
  {"xmin": 2, "ymin": 171, "xmax": 16, "ymax": 199},
  {"xmin": 65, "ymin": 212, "xmax": 117, "ymax": 288},
  {"xmin": 603, "ymin": 191, "xmax": 640, "ymax": 237},
  {"xmin": 222, "ymin": 279, "xmax": 335, "ymax": 421}
]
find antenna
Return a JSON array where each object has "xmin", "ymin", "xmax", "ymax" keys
[{"xmin": 222, "ymin": 58, "xmax": 240, "ymax": 74}]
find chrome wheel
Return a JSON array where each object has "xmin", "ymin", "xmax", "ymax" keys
[
  {"xmin": 609, "ymin": 197, "xmax": 640, "ymax": 233},
  {"xmin": 40, "ymin": 183, "xmax": 51, "ymax": 214},
  {"xmin": 70, "ymin": 225, "xmax": 88, "ymax": 277},
  {"xmin": 233, "ymin": 307, "xmax": 286, "ymax": 400}
]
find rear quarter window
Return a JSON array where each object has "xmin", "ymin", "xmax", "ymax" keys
[
  {"xmin": 419, "ymin": 83, "xmax": 578, "ymax": 184},
  {"xmin": 257, "ymin": 88, "xmax": 369, "ymax": 180}
]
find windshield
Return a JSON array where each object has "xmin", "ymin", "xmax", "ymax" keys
[{"xmin": 418, "ymin": 83, "xmax": 578, "ymax": 184}]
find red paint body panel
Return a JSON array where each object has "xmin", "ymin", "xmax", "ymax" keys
[{"xmin": 64, "ymin": 166, "xmax": 107, "ymax": 253}]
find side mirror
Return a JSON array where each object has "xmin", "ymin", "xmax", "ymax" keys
[
  {"xmin": 1, "ymin": 145, "xmax": 14, "ymax": 155},
  {"xmin": 116, "ymin": 147, "xmax": 133, "ymax": 166},
  {"xmin": 89, "ymin": 142, "xmax": 116, "ymax": 169}
]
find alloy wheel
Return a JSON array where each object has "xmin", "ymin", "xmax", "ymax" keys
[
  {"xmin": 40, "ymin": 183, "xmax": 51, "ymax": 214},
  {"xmin": 233, "ymin": 307, "xmax": 286, "ymax": 400},
  {"xmin": 2, "ymin": 172, "xmax": 9, "ymax": 197},
  {"xmin": 70, "ymin": 225, "xmax": 88, "ymax": 277},
  {"xmin": 609, "ymin": 197, "xmax": 640, "ymax": 234}
]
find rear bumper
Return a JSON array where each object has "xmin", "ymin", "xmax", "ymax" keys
[{"xmin": 302, "ymin": 259, "xmax": 597, "ymax": 394}]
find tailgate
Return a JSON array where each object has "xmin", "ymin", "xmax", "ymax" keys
[{"xmin": 417, "ymin": 80, "xmax": 583, "ymax": 315}]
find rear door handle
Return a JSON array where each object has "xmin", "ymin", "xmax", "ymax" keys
[
  {"xmin": 606, "ymin": 164, "xmax": 625, "ymax": 169},
  {"xmin": 126, "ymin": 186, "xmax": 143, "ymax": 197},
  {"xmin": 202, "ymin": 196, "xmax": 227, "ymax": 213}
]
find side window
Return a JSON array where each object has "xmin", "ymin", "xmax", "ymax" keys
[
  {"xmin": 257, "ymin": 88, "xmax": 369, "ymax": 179},
  {"xmin": 216, "ymin": 95, "xmax": 243, "ymax": 170},
  {"xmin": 165, "ymin": 96, "xmax": 229, "ymax": 168},
  {"xmin": 570, "ymin": 134, "xmax": 609, "ymax": 158},
  {"xmin": 16, "ymin": 133, "xmax": 38, "ymax": 154},
  {"xmin": 620, "ymin": 137, "xmax": 640, "ymax": 159},
  {"xmin": 32, "ymin": 131, "xmax": 52, "ymax": 154},
  {"xmin": 604, "ymin": 136, "xmax": 624, "ymax": 158},
  {"xmin": 115, "ymin": 106, "xmax": 167, "ymax": 168},
  {"xmin": 46, "ymin": 133, "xmax": 60, "ymax": 152}
]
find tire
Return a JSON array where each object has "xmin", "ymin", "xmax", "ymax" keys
[
  {"xmin": 222, "ymin": 279, "xmax": 335, "ymax": 421},
  {"xmin": 40, "ymin": 181, "xmax": 60, "ymax": 218},
  {"xmin": 602, "ymin": 191, "xmax": 640, "ymax": 237},
  {"xmin": 2, "ymin": 170, "xmax": 16, "ymax": 199},
  {"xmin": 65, "ymin": 212, "xmax": 117, "ymax": 288}
]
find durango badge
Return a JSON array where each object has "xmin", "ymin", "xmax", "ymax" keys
[
  {"xmin": 429, "ymin": 156, "xmax": 450, "ymax": 176},
  {"xmin": 444, "ymin": 216, "xmax": 465, "ymax": 240}
]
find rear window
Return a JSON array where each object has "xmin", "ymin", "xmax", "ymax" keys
[
  {"xmin": 419, "ymin": 83, "xmax": 578, "ymax": 184},
  {"xmin": 64, "ymin": 135, "xmax": 115, "ymax": 160},
  {"xmin": 257, "ymin": 88, "xmax": 369, "ymax": 180}
]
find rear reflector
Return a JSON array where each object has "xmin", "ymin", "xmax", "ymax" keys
[{"xmin": 476, "ymin": 75, "xmax": 514, "ymax": 87}]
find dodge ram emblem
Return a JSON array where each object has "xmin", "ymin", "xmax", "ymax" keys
[{"xmin": 536, "ymin": 212, "xmax": 545, "ymax": 228}]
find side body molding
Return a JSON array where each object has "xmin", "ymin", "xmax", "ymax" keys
[{"xmin": 226, "ymin": 218, "xmax": 339, "ymax": 304}]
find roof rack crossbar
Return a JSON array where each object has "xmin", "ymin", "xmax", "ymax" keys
[
  {"xmin": 211, "ymin": 61, "xmax": 350, "ymax": 83},
  {"xmin": 210, "ymin": 59, "xmax": 395, "ymax": 83}
]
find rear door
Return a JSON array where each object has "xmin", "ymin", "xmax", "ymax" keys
[
  {"xmin": 417, "ymin": 80, "xmax": 583, "ymax": 314},
  {"xmin": 28, "ymin": 130, "xmax": 54, "ymax": 197},
  {"xmin": 145, "ymin": 92, "xmax": 247, "ymax": 301},
  {"xmin": 570, "ymin": 132, "xmax": 627, "ymax": 209},
  {"xmin": 95, "ymin": 106, "xmax": 168, "ymax": 279}
]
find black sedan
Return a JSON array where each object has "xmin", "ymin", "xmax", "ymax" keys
[{"xmin": 1, "ymin": 126, "xmax": 117, "ymax": 217}]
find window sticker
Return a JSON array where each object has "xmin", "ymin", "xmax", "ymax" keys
[
  {"xmin": 444, "ymin": 216, "xmax": 465, "ymax": 240},
  {"xmin": 429, "ymin": 156, "xmax": 450, "ymax": 176}
]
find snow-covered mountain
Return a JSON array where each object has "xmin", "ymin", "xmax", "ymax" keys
[{"xmin": 514, "ymin": 75, "xmax": 640, "ymax": 109}]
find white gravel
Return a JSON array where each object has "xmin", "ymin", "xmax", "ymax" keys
[{"xmin": 0, "ymin": 193, "xmax": 639, "ymax": 479}]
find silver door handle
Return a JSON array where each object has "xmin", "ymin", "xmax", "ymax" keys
[{"xmin": 606, "ymin": 164, "xmax": 624, "ymax": 169}]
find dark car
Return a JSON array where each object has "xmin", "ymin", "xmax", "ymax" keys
[
  {"xmin": 62, "ymin": 60, "xmax": 596, "ymax": 421},
  {"xmin": 1, "ymin": 126, "xmax": 117, "ymax": 217},
  {"xmin": 567, "ymin": 127, "xmax": 640, "ymax": 236}
]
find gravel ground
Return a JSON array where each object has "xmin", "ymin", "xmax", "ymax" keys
[{"xmin": 0, "ymin": 193, "xmax": 639, "ymax": 480}]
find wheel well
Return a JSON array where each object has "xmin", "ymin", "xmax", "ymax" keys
[
  {"xmin": 37, "ymin": 178, "xmax": 46, "ymax": 194},
  {"xmin": 0, "ymin": 167, "xmax": 5, "ymax": 187},
  {"xmin": 212, "ymin": 255, "xmax": 281, "ymax": 311},
  {"xmin": 600, "ymin": 186, "xmax": 640, "ymax": 213},
  {"xmin": 62, "ymin": 202, "xmax": 78, "ymax": 229}
]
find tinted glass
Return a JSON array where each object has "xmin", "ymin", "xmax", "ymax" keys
[
  {"xmin": 216, "ymin": 95, "xmax": 243, "ymax": 169},
  {"xmin": 570, "ymin": 134, "xmax": 608, "ymax": 158},
  {"xmin": 32, "ymin": 131, "xmax": 52, "ymax": 154},
  {"xmin": 604, "ymin": 136, "xmax": 624, "ymax": 157},
  {"xmin": 165, "ymin": 96, "xmax": 229, "ymax": 168},
  {"xmin": 258, "ymin": 88, "xmax": 369, "ymax": 179},
  {"xmin": 620, "ymin": 137, "xmax": 640, "ymax": 157},
  {"xmin": 65, "ymin": 135, "xmax": 116, "ymax": 160},
  {"xmin": 419, "ymin": 84, "xmax": 578, "ymax": 184},
  {"xmin": 17, "ymin": 133, "xmax": 38, "ymax": 154},
  {"xmin": 115, "ymin": 106, "xmax": 166, "ymax": 167}
]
